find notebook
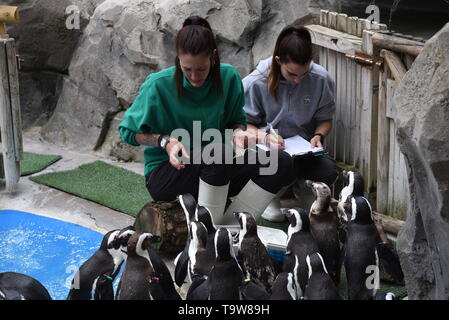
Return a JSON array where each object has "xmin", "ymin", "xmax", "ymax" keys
[{"xmin": 256, "ymin": 135, "xmax": 326, "ymax": 158}]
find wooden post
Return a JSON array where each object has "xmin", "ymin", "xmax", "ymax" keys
[
  {"xmin": 0, "ymin": 37, "xmax": 22, "ymax": 192},
  {"xmin": 380, "ymin": 49, "xmax": 407, "ymax": 84},
  {"xmin": 372, "ymin": 32, "xmax": 424, "ymax": 56},
  {"xmin": 377, "ymin": 68, "xmax": 390, "ymax": 215},
  {"xmin": 0, "ymin": 6, "xmax": 20, "ymax": 35}
]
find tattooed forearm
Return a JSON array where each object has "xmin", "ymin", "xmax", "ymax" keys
[{"xmin": 135, "ymin": 133, "xmax": 161, "ymax": 147}]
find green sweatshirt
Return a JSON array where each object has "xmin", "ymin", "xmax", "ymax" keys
[{"xmin": 118, "ymin": 63, "xmax": 247, "ymax": 176}]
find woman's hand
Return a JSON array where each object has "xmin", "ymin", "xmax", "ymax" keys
[
  {"xmin": 232, "ymin": 128, "xmax": 258, "ymax": 149},
  {"xmin": 166, "ymin": 138, "xmax": 190, "ymax": 170},
  {"xmin": 264, "ymin": 132, "xmax": 285, "ymax": 150},
  {"xmin": 310, "ymin": 135, "xmax": 323, "ymax": 148}
]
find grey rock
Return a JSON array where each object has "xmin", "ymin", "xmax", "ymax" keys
[
  {"xmin": 4, "ymin": 0, "xmax": 105, "ymax": 129},
  {"xmin": 394, "ymin": 22, "xmax": 449, "ymax": 300}
]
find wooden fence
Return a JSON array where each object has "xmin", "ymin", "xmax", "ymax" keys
[{"xmin": 306, "ymin": 10, "xmax": 425, "ymax": 220}]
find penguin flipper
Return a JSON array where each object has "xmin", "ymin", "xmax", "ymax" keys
[
  {"xmin": 174, "ymin": 248, "xmax": 190, "ymax": 287},
  {"xmin": 94, "ymin": 275, "xmax": 114, "ymax": 300}
]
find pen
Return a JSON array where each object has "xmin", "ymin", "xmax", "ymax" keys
[{"xmin": 269, "ymin": 125, "xmax": 281, "ymax": 142}]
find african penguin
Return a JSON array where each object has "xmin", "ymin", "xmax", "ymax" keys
[
  {"xmin": 115, "ymin": 227, "xmax": 181, "ymax": 300},
  {"xmin": 234, "ymin": 212, "xmax": 276, "ymax": 293},
  {"xmin": 338, "ymin": 172, "xmax": 404, "ymax": 285},
  {"xmin": 116, "ymin": 232, "xmax": 160, "ymax": 300},
  {"xmin": 67, "ymin": 228, "xmax": 126, "ymax": 300},
  {"xmin": 0, "ymin": 272, "xmax": 52, "ymax": 300},
  {"xmin": 208, "ymin": 227, "xmax": 244, "ymax": 300},
  {"xmin": 304, "ymin": 252, "xmax": 341, "ymax": 300},
  {"xmin": 342, "ymin": 196, "xmax": 379, "ymax": 300},
  {"xmin": 283, "ymin": 208, "xmax": 319, "ymax": 294},
  {"xmin": 174, "ymin": 193, "xmax": 198, "ymax": 287},
  {"xmin": 188, "ymin": 221, "xmax": 214, "ymax": 278},
  {"xmin": 307, "ymin": 180, "xmax": 342, "ymax": 286}
]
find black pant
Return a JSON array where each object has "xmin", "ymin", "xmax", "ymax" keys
[
  {"xmin": 293, "ymin": 154, "xmax": 338, "ymax": 187},
  {"xmin": 146, "ymin": 145, "xmax": 295, "ymax": 201}
]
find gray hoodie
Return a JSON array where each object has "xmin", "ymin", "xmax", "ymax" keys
[{"xmin": 242, "ymin": 57, "xmax": 336, "ymax": 140}]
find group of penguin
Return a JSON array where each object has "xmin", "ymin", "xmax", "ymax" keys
[{"xmin": 0, "ymin": 170, "xmax": 405, "ymax": 300}]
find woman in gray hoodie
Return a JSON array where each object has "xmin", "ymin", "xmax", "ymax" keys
[{"xmin": 243, "ymin": 25, "xmax": 338, "ymax": 222}]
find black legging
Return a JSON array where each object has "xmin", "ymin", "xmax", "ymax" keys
[
  {"xmin": 146, "ymin": 144, "xmax": 295, "ymax": 201},
  {"xmin": 293, "ymin": 154, "xmax": 338, "ymax": 186}
]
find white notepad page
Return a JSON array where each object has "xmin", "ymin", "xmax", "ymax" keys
[{"xmin": 256, "ymin": 135, "xmax": 324, "ymax": 157}]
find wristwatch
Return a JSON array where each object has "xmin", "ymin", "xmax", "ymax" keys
[
  {"xmin": 158, "ymin": 135, "xmax": 171, "ymax": 149},
  {"xmin": 313, "ymin": 133, "xmax": 325, "ymax": 142}
]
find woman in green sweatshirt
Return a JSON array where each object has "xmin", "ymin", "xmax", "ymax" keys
[{"xmin": 119, "ymin": 16, "xmax": 294, "ymax": 225}]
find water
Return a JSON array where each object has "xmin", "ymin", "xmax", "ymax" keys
[{"xmin": 0, "ymin": 210, "xmax": 107, "ymax": 300}]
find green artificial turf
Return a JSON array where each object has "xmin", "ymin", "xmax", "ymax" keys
[
  {"xmin": 29, "ymin": 160, "xmax": 151, "ymax": 217},
  {"xmin": 20, "ymin": 152, "xmax": 62, "ymax": 176}
]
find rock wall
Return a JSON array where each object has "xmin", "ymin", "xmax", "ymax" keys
[
  {"xmin": 394, "ymin": 23, "xmax": 449, "ymax": 300},
  {"xmin": 4, "ymin": 0, "xmax": 106, "ymax": 128},
  {"xmin": 18, "ymin": 0, "xmax": 338, "ymax": 155}
]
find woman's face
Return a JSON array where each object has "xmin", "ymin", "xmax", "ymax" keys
[
  {"xmin": 178, "ymin": 53, "xmax": 212, "ymax": 87},
  {"xmin": 275, "ymin": 56, "xmax": 310, "ymax": 84}
]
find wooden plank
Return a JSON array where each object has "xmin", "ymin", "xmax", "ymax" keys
[
  {"xmin": 306, "ymin": 24, "xmax": 362, "ymax": 54},
  {"xmin": 380, "ymin": 49, "xmax": 407, "ymax": 84},
  {"xmin": 5, "ymin": 39, "xmax": 22, "ymax": 162},
  {"xmin": 377, "ymin": 69, "xmax": 390, "ymax": 215},
  {"xmin": 326, "ymin": 49, "xmax": 337, "ymax": 158},
  {"xmin": 387, "ymin": 119, "xmax": 396, "ymax": 216},
  {"xmin": 336, "ymin": 53, "xmax": 347, "ymax": 163},
  {"xmin": 354, "ymin": 64, "xmax": 363, "ymax": 169},
  {"xmin": 372, "ymin": 32, "xmax": 424, "ymax": 56},
  {"xmin": 360, "ymin": 30, "xmax": 378, "ymax": 196},
  {"xmin": 328, "ymin": 11, "xmax": 338, "ymax": 30},
  {"xmin": 349, "ymin": 59, "xmax": 357, "ymax": 166},
  {"xmin": 378, "ymin": 23, "xmax": 388, "ymax": 31},
  {"xmin": 362, "ymin": 29, "xmax": 375, "ymax": 55},
  {"xmin": 374, "ymin": 211, "xmax": 405, "ymax": 235},
  {"xmin": 386, "ymin": 78, "xmax": 397, "ymax": 119},
  {"xmin": 320, "ymin": 10, "xmax": 329, "ymax": 27},
  {"xmin": 0, "ymin": 39, "xmax": 19, "ymax": 192},
  {"xmin": 336, "ymin": 13, "xmax": 348, "ymax": 33},
  {"xmin": 348, "ymin": 16, "xmax": 359, "ymax": 37}
]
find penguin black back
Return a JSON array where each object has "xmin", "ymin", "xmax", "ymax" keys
[
  {"xmin": 208, "ymin": 228, "xmax": 243, "ymax": 300},
  {"xmin": 270, "ymin": 272, "xmax": 298, "ymax": 300},
  {"xmin": 0, "ymin": 272, "xmax": 52, "ymax": 300},
  {"xmin": 304, "ymin": 253, "xmax": 341, "ymax": 300},
  {"xmin": 343, "ymin": 196, "xmax": 378, "ymax": 300}
]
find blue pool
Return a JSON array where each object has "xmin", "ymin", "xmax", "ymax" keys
[{"xmin": 0, "ymin": 210, "xmax": 106, "ymax": 300}]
